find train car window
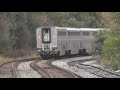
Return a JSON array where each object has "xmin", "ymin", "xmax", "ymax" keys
[
  {"xmin": 42, "ymin": 28, "xmax": 51, "ymax": 43},
  {"xmin": 68, "ymin": 31, "xmax": 80, "ymax": 36},
  {"xmin": 45, "ymin": 29, "xmax": 48, "ymax": 33},
  {"xmin": 57, "ymin": 31, "xmax": 66, "ymax": 36},
  {"xmin": 82, "ymin": 32, "xmax": 90, "ymax": 36}
]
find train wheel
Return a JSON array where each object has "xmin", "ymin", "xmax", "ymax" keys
[
  {"xmin": 54, "ymin": 51, "xmax": 60, "ymax": 59},
  {"xmin": 42, "ymin": 55, "xmax": 46, "ymax": 60},
  {"xmin": 68, "ymin": 50, "xmax": 71, "ymax": 57},
  {"xmin": 65, "ymin": 50, "xmax": 68, "ymax": 56},
  {"xmin": 83, "ymin": 49, "xmax": 86, "ymax": 56},
  {"xmin": 79, "ymin": 49, "xmax": 82, "ymax": 56},
  {"xmin": 41, "ymin": 55, "xmax": 48, "ymax": 60},
  {"xmin": 49, "ymin": 54, "xmax": 53, "ymax": 59}
]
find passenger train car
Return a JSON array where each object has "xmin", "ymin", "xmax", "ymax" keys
[{"xmin": 36, "ymin": 26, "xmax": 106, "ymax": 59}]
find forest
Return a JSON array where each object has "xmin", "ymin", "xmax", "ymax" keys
[
  {"xmin": 0, "ymin": 12, "xmax": 120, "ymax": 70},
  {"xmin": 0, "ymin": 12, "xmax": 104, "ymax": 54}
]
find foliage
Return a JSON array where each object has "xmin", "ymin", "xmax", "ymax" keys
[
  {"xmin": 96, "ymin": 30, "xmax": 108, "ymax": 44},
  {"xmin": 0, "ymin": 12, "xmax": 105, "ymax": 54},
  {"xmin": 100, "ymin": 12, "xmax": 120, "ymax": 70}
]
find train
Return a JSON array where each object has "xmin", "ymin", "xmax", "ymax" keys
[{"xmin": 36, "ymin": 26, "xmax": 106, "ymax": 59}]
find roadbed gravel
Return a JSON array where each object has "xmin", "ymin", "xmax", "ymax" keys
[
  {"xmin": 52, "ymin": 56, "xmax": 101, "ymax": 78},
  {"xmin": 17, "ymin": 61, "xmax": 42, "ymax": 78}
]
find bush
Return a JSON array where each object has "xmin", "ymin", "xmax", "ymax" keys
[
  {"xmin": 3, "ymin": 49, "xmax": 37, "ymax": 58},
  {"xmin": 101, "ymin": 35, "xmax": 120, "ymax": 70}
]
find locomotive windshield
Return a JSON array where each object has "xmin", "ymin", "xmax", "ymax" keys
[{"xmin": 42, "ymin": 28, "xmax": 51, "ymax": 43}]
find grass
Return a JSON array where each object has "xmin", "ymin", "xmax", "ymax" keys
[
  {"xmin": 91, "ymin": 54, "xmax": 117, "ymax": 70},
  {"xmin": 0, "ymin": 56, "xmax": 14, "ymax": 64},
  {"xmin": 0, "ymin": 50, "xmax": 40, "ymax": 64},
  {"xmin": 100, "ymin": 58, "xmax": 120, "ymax": 70},
  {"xmin": 100, "ymin": 59, "xmax": 112, "ymax": 69}
]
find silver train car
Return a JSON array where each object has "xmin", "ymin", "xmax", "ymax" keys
[{"xmin": 36, "ymin": 26, "xmax": 106, "ymax": 59}]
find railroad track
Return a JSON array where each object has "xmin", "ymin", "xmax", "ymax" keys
[
  {"xmin": 0, "ymin": 57, "xmax": 41, "ymax": 78},
  {"xmin": 30, "ymin": 60, "xmax": 81, "ymax": 78},
  {"xmin": 12, "ymin": 62, "xmax": 20, "ymax": 78},
  {"xmin": 30, "ymin": 60, "xmax": 52, "ymax": 78},
  {"xmin": 0, "ymin": 62, "xmax": 16, "ymax": 78},
  {"xmin": 1, "ymin": 56, "xmax": 113, "ymax": 78},
  {"xmin": 68, "ymin": 60, "xmax": 120, "ymax": 78}
]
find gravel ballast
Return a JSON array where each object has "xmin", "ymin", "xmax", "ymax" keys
[
  {"xmin": 52, "ymin": 56, "xmax": 120, "ymax": 78},
  {"xmin": 52, "ymin": 56, "xmax": 101, "ymax": 78},
  {"xmin": 17, "ymin": 61, "xmax": 42, "ymax": 78}
]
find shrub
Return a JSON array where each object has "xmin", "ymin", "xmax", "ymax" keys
[
  {"xmin": 101, "ymin": 35, "xmax": 120, "ymax": 70},
  {"xmin": 3, "ymin": 49, "xmax": 37, "ymax": 58}
]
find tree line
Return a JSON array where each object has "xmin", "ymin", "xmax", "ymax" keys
[
  {"xmin": 0, "ymin": 12, "xmax": 105, "ymax": 54},
  {"xmin": 1, "ymin": 12, "xmax": 120, "ymax": 70},
  {"xmin": 99, "ymin": 12, "xmax": 120, "ymax": 70}
]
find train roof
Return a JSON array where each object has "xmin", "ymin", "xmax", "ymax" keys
[
  {"xmin": 80, "ymin": 28, "xmax": 107, "ymax": 31},
  {"xmin": 37, "ymin": 26, "xmax": 109, "ymax": 32},
  {"xmin": 56, "ymin": 26, "xmax": 108, "ymax": 31}
]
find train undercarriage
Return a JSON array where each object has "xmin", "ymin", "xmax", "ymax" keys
[{"xmin": 39, "ymin": 49, "xmax": 89, "ymax": 60}]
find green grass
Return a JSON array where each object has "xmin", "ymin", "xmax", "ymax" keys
[
  {"xmin": 0, "ymin": 51, "xmax": 39, "ymax": 64},
  {"xmin": 0, "ymin": 56, "xmax": 14, "ymax": 64},
  {"xmin": 100, "ymin": 59, "xmax": 111, "ymax": 68},
  {"xmin": 100, "ymin": 58, "xmax": 120, "ymax": 70}
]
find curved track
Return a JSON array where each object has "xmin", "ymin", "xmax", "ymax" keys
[
  {"xmin": 30, "ymin": 60, "xmax": 52, "ymax": 78},
  {"xmin": 30, "ymin": 60, "xmax": 81, "ymax": 78},
  {"xmin": 68, "ymin": 60, "xmax": 120, "ymax": 78},
  {"xmin": 0, "ymin": 58, "xmax": 40, "ymax": 78},
  {"xmin": 1, "ymin": 56, "xmax": 115, "ymax": 78}
]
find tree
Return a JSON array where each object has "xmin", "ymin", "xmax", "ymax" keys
[
  {"xmin": 100, "ymin": 12, "xmax": 120, "ymax": 70},
  {"xmin": 0, "ymin": 12, "xmax": 105, "ymax": 54},
  {"xmin": 0, "ymin": 16, "xmax": 13, "ymax": 53}
]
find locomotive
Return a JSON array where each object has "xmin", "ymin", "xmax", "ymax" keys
[{"xmin": 36, "ymin": 26, "xmax": 106, "ymax": 59}]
